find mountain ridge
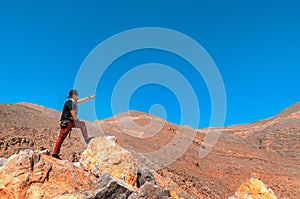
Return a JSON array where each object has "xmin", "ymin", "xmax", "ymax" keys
[{"xmin": 0, "ymin": 102, "xmax": 299, "ymax": 198}]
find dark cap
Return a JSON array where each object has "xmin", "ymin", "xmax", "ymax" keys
[{"xmin": 68, "ymin": 89, "xmax": 78, "ymax": 98}]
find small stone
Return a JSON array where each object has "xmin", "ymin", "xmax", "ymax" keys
[{"xmin": 137, "ymin": 166, "xmax": 156, "ymax": 188}]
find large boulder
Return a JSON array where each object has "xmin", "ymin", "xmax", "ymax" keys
[
  {"xmin": 0, "ymin": 149, "xmax": 97, "ymax": 199},
  {"xmin": 0, "ymin": 136, "xmax": 193, "ymax": 199},
  {"xmin": 229, "ymin": 177, "xmax": 277, "ymax": 199},
  {"xmin": 80, "ymin": 136, "xmax": 137, "ymax": 186},
  {"xmin": 79, "ymin": 136, "xmax": 192, "ymax": 198}
]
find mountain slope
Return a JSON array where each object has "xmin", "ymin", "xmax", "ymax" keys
[
  {"xmin": 0, "ymin": 103, "xmax": 85, "ymax": 161},
  {"xmin": 96, "ymin": 107, "xmax": 300, "ymax": 198},
  {"xmin": 0, "ymin": 102, "xmax": 299, "ymax": 198}
]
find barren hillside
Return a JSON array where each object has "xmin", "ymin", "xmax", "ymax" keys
[{"xmin": 0, "ymin": 102, "xmax": 299, "ymax": 198}]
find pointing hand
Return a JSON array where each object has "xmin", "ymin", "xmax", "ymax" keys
[{"xmin": 89, "ymin": 95, "xmax": 96, "ymax": 100}]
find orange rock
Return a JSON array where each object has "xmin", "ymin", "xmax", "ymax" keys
[
  {"xmin": 80, "ymin": 136, "xmax": 138, "ymax": 186},
  {"xmin": 0, "ymin": 150, "xmax": 97, "ymax": 199},
  {"xmin": 229, "ymin": 177, "xmax": 277, "ymax": 199}
]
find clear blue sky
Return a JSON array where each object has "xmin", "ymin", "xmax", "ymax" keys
[{"xmin": 0, "ymin": 0, "xmax": 299, "ymax": 128}]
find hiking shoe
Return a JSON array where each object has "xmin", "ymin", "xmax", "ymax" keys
[
  {"xmin": 85, "ymin": 137, "xmax": 94, "ymax": 144},
  {"xmin": 52, "ymin": 154, "xmax": 61, "ymax": 160}
]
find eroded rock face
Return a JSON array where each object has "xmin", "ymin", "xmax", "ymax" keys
[
  {"xmin": 80, "ymin": 136, "xmax": 137, "ymax": 186},
  {"xmin": 229, "ymin": 177, "xmax": 277, "ymax": 199},
  {"xmin": 80, "ymin": 136, "xmax": 193, "ymax": 198},
  {"xmin": 0, "ymin": 136, "xmax": 193, "ymax": 199},
  {"xmin": 0, "ymin": 149, "xmax": 97, "ymax": 199}
]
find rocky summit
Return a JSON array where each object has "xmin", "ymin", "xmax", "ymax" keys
[
  {"xmin": 0, "ymin": 136, "xmax": 189, "ymax": 199},
  {"xmin": 1, "ymin": 102, "xmax": 300, "ymax": 198}
]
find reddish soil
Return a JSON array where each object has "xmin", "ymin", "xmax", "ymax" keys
[{"xmin": 0, "ymin": 102, "xmax": 299, "ymax": 198}]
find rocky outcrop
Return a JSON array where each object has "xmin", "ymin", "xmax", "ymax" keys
[
  {"xmin": 0, "ymin": 149, "xmax": 97, "ymax": 199},
  {"xmin": 0, "ymin": 136, "xmax": 189, "ymax": 199},
  {"xmin": 80, "ymin": 136, "xmax": 194, "ymax": 199},
  {"xmin": 229, "ymin": 177, "xmax": 277, "ymax": 199},
  {"xmin": 2, "ymin": 102, "xmax": 299, "ymax": 198},
  {"xmin": 80, "ymin": 136, "xmax": 137, "ymax": 186}
]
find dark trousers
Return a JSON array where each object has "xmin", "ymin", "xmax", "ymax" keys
[{"xmin": 53, "ymin": 120, "xmax": 89, "ymax": 155}]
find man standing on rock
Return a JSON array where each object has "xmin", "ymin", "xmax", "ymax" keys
[{"xmin": 52, "ymin": 89, "xmax": 95, "ymax": 159}]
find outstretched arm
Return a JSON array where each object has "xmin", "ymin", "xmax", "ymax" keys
[{"xmin": 77, "ymin": 95, "xmax": 95, "ymax": 104}]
